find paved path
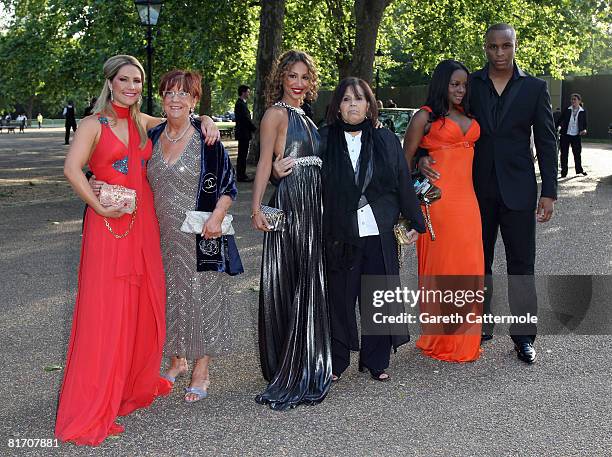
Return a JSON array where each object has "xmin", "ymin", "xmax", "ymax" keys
[{"xmin": 0, "ymin": 130, "xmax": 610, "ymax": 456}]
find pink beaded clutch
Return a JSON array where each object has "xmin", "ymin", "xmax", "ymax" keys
[{"xmin": 99, "ymin": 183, "xmax": 136, "ymax": 214}]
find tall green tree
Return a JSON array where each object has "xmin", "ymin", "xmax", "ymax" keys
[
  {"xmin": 0, "ymin": 0, "xmax": 71, "ymax": 118},
  {"xmin": 379, "ymin": 0, "xmax": 612, "ymax": 79}
]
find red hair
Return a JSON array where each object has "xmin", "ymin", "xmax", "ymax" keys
[{"xmin": 158, "ymin": 70, "xmax": 202, "ymax": 99}]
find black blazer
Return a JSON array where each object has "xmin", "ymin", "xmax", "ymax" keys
[
  {"xmin": 470, "ymin": 65, "xmax": 558, "ymax": 211},
  {"xmin": 557, "ymin": 107, "xmax": 587, "ymax": 136},
  {"xmin": 234, "ymin": 98, "xmax": 256, "ymax": 140},
  {"xmin": 319, "ymin": 126, "xmax": 426, "ymax": 235}
]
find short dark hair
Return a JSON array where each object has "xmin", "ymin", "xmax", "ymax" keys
[
  {"xmin": 424, "ymin": 59, "xmax": 472, "ymax": 121},
  {"xmin": 158, "ymin": 69, "xmax": 202, "ymax": 99},
  {"xmin": 238, "ymin": 85, "xmax": 250, "ymax": 96},
  {"xmin": 485, "ymin": 23, "xmax": 516, "ymax": 40},
  {"xmin": 326, "ymin": 77, "xmax": 378, "ymax": 126}
]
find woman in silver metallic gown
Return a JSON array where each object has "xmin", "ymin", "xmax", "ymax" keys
[{"xmin": 251, "ymin": 50, "xmax": 332, "ymax": 410}]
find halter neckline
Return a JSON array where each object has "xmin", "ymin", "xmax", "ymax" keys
[
  {"xmin": 112, "ymin": 103, "xmax": 130, "ymax": 119},
  {"xmin": 274, "ymin": 101, "xmax": 305, "ymax": 116}
]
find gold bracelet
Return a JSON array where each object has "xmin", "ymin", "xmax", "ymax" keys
[{"xmin": 250, "ymin": 210, "xmax": 260, "ymax": 219}]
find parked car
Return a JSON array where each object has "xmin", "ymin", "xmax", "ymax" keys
[{"xmin": 378, "ymin": 107, "xmax": 418, "ymax": 144}]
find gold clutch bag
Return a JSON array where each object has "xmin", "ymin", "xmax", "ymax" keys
[
  {"xmin": 393, "ymin": 217, "xmax": 413, "ymax": 246},
  {"xmin": 99, "ymin": 183, "xmax": 137, "ymax": 239},
  {"xmin": 99, "ymin": 183, "xmax": 136, "ymax": 214}
]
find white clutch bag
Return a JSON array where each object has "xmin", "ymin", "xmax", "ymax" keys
[{"xmin": 180, "ymin": 211, "xmax": 235, "ymax": 235}]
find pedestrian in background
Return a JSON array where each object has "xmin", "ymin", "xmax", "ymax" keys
[
  {"xmin": 234, "ymin": 85, "xmax": 256, "ymax": 182},
  {"xmin": 37, "ymin": 113, "xmax": 43, "ymax": 128},
  {"xmin": 83, "ymin": 97, "xmax": 97, "ymax": 117},
  {"xmin": 63, "ymin": 100, "xmax": 77, "ymax": 144},
  {"xmin": 557, "ymin": 93, "xmax": 587, "ymax": 177}
]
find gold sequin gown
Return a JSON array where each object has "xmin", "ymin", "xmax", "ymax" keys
[{"xmin": 148, "ymin": 131, "xmax": 231, "ymax": 359}]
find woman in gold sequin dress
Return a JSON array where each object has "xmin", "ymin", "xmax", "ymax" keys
[{"xmin": 147, "ymin": 70, "xmax": 243, "ymax": 402}]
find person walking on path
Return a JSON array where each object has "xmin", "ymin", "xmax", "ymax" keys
[
  {"xmin": 557, "ymin": 93, "xmax": 587, "ymax": 177},
  {"xmin": 234, "ymin": 85, "xmax": 256, "ymax": 182},
  {"xmin": 63, "ymin": 100, "xmax": 77, "ymax": 144},
  {"xmin": 418, "ymin": 23, "xmax": 558, "ymax": 364},
  {"xmin": 37, "ymin": 113, "xmax": 43, "ymax": 128}
]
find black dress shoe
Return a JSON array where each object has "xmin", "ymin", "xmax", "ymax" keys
[
  {"xmin": 578, "ymin": 171, "xmax": 587, "ymax": 176},
  {"xmin": 480, "ymin": 333, "xmax": 493, "ymax": 344},
  {"xmin": 237, "ymin": 175, "xmax": 254, "ymax": 183},
  {"xmin": 514, "ymin": 342, "xmax": 537, "ymax": 364}
]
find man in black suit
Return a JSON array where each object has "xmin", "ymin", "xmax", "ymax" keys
[
  {"xmin": 63, "ymin": 100, "xmax": 77, "ymax": 145},
  {"xmin": 234, "ymin": 85, "xmax": 256, "ymax": 182},
  {"xmin": 420, "ymin": 23, "xmax": 557, "ymax": 364}
]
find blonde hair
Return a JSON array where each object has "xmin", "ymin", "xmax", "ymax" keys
[
  {"xmin": 93, "ymin": 55, "xmax": 148, "ymax": 148},
  {"xmin": 265, "ymin": 50, "xmax": 319, "ymax": 107}
]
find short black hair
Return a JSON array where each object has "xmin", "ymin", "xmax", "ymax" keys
[
  {"xmin": 485, "ymin": 23, "xmax": 516, "ymax": 41},
  {"xmin": 238, "ymin": 85, "xmax": 250, "ymax": 96}
]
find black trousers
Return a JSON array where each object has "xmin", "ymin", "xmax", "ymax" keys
[
  {"xmin": 65, "ymin": 120, "xmax": 77, "ymax": 144},
  {"xmin": 237, "ymin": 138, "xmax": 250, "ymax": 178},
  {"xmin": 327, "ymin": 235, "xmax": 393, "ymax": 376},
  {"xmin": 559, "ymin": 134, "xmax": 583, "ymax": 175},
  {"xmin": 479, "ymin": 172, "xmax": 537, "ymax": 344}
]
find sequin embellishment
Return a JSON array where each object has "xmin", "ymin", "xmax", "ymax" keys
[
  {"xmin": 112, "ymin": 156, "xmax": 129, "ymax": 174},
  {"xmin": 294, "ymin": 156, "xmax": 322, "ymax": 168}
]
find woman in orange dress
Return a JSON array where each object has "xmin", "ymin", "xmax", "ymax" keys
[
  {"xmin": 56, "ymin": 55, "xmax": 219, "ymax": 445},
  {"xmin": 403, "ymin": 59, "xmax": 484, "ymax": 362}
]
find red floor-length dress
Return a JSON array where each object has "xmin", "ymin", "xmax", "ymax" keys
[
  {"xmin": 55, "ymin": 105, "xmax": 170, "ymax": 446},
  {"xmin": 415, "ymin": 106, "xmax": 484, "ymax": 362}
]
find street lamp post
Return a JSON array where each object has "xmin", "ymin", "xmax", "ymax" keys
[{"xmin": 134, "ymin": 0, "xmax": 163, "ymax": 115}]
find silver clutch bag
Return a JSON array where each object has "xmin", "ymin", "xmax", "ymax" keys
[
  {"xmin": 180, "ymin": 211, "xmax": 235, "ymax": 235},
  {"xmin": 261, "ymin": 205, "xmax": 285, "ymax": 231}
]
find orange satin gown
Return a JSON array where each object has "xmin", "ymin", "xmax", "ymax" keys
[
  {"xmin": 55, "ymin": 107, "xmax": 171, "ymax": 446},
  {"xmin": 415, "ymin": 106, "xmax": 484, "ymax": 362}
]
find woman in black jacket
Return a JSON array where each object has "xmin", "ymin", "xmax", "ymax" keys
[
  {"xmin": 320, "ymin": 78, "xmax": 425, "ymax": 381},
  {"xmin": 557, "ymin": 93, "xmax": 588, "ymax": 177}
]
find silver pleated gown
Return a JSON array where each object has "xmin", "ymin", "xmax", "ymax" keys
[
  {"xmin": 256, "ymin": 103, "xmax": 332, "ymax": 410},
  {"xmin": 148, "ymin": 131, "xmax": 231, "ymax": 360}
]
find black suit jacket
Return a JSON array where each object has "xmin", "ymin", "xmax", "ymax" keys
[
  {"xmin": 470, "ymin": 65, "xmax": 557, "ymax": 211},
  {"xmin": 557, "ymin": 107, "xmax": 587, "ymax": 135},
  {"xmin": 234, "ymin": 98, "xmax": 256, "ymax": 140}
]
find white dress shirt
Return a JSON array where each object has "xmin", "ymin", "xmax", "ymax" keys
[
  {"xmin": 344, "ymin": 131, "xmax": 379, "ymax": 237},
  {"xmin": 566, "ymin": 106, "xmax": 584, "ymax": 136}
]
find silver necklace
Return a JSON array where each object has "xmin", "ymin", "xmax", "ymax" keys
[{"xmin": 164, "ymin": 122, "xmax": 191, "ymax": 143}]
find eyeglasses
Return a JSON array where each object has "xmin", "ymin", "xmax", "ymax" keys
[{"xmin": 162, "ymin": 90, "xmax": 191, "ymax": 99}]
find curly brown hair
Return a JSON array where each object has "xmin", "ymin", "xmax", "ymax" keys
[{"xmin": 265, "ymin": 50, "xmax": 319, "ymax": 107}]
